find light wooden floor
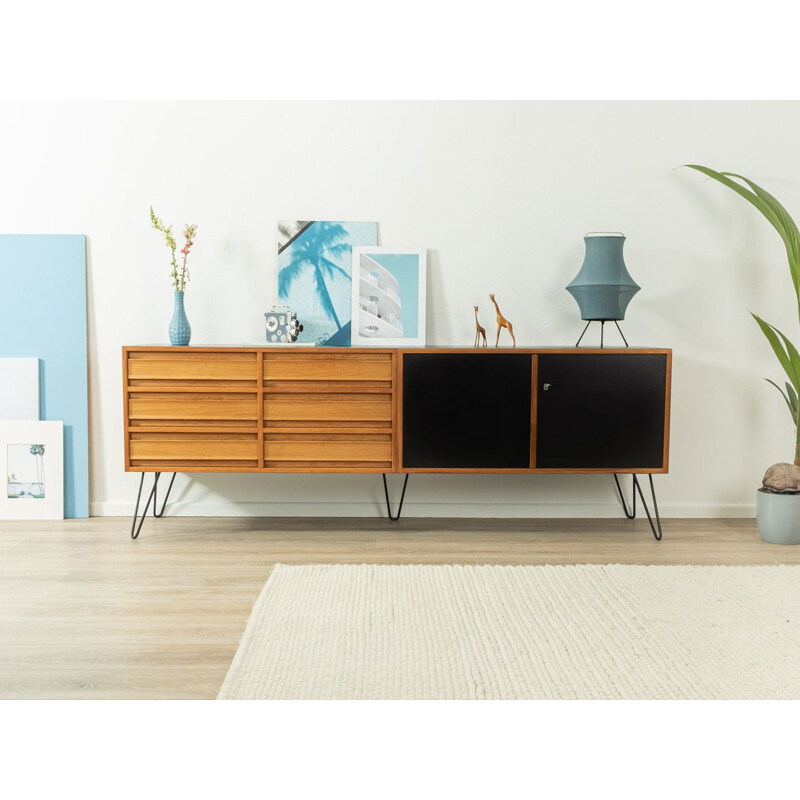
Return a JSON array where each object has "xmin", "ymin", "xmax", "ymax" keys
[{"xmin": 1, "ymin": 515, "xmax": 797, "ymax": 700}]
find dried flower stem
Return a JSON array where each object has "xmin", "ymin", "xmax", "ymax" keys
[{"xmin": 150, "ymin": 206, "xmax": 197, "ymax": 292}]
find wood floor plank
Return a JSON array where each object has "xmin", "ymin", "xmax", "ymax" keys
[
  {"xmin": 0, "ymin": 669, "xmax": 226, "ymax": 700},
  {"xmin": 0, "ymin": 643, "xmax": 237, "ymax": 670},
  {"xmin": 0, "ymin": 515, "xmax": 796, "ymax": 699}
]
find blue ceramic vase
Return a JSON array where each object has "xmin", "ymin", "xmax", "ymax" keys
[{"xmin": 169, "ymin": 290, "xmax": 191, "ymax": 346}]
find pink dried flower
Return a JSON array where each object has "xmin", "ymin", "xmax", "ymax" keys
[{"xmin": 150, "ymin": 207, "xmax": 198, "ymax": 292}]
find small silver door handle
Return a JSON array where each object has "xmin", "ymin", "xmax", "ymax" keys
[{"xmin": 543, "ymin": 383, "xmax": 551, "ymax": 391}]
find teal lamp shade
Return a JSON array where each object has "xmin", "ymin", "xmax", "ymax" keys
[{"xmin": 566, "ymin": 232, "xmax": 640, "ymax": 320}]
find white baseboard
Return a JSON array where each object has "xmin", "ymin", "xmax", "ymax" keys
[{"xmin": 91, "ymin": 500, "xmax": 756, "ymax": 518}]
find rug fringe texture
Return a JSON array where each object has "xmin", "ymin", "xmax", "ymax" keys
[{"xmin": 217, "ymin": 563, "xmax": 800, "ymax": 700}]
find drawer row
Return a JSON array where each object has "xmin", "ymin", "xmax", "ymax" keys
[
  {"xmin": 125, "ymin": 351, "xmax": 394, "ymax": 388},
  {"xmin": 127, "ymin": 432, "xmax": 393, "ymax": 470},
  {"xmin": 127, "ymin": 392, "xmax": 393, "ymax": 427}
]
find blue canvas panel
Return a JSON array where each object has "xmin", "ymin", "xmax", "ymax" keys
[
  {"xmin": 277, "ymin": 221, "xmax": 378, "ymax": 346},
  {"xmin": 0, "ymin": 235, "xmax": 89, "ymax": 518}
]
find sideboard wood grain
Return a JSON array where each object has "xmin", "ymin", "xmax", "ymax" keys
[{"xmin": 122, "ymin": 346, "xmax": 670, "ymax": 475}]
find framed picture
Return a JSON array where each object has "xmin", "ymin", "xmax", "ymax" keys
[
  {"xmin": 350, "ymin": 247, "xmax": 427, "ymax": 347},
  {"xmin": 0, "ymin": 358, "xmax": 40, "ymax": 419},
  {"xmin": 0, "ymin": 420, "xmax": 63, "ymax": 520}
]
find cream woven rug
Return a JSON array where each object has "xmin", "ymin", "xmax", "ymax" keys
[{"xmin": 217, "ymin": 563, "xmax": 800, "ymax": 700}]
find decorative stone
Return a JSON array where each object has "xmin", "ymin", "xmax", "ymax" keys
[{"xmin": 761, "ymin": 463, "xmax": 800, "ymax": 493}]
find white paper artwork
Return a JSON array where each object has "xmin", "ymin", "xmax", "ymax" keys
[{"xmin": 0, "ymin": 358, "xmax": 40, "ymax": 420}]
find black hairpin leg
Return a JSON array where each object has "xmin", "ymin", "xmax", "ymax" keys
[
  {"xmin": 613, "ymin": 473, "xmax": 637, "ymax": 519},
  {"xmin": 613, "ymin": 473, "xmax": 663, "ymax": 541},
  {"xmin": 382, "ymin": 473, "xmax": 409, "ymax": 521},
  {"xmin": 130, "ymin": 472, "xmax": 177, "ymax": 539},
  {"xmin": 576, "ymin": 320, "xmax": 629, "ymax": 348},
  {"xmin": 152, "ymin": 472, "xmax": 176, "ymax": 518},
  {"xmin": 575, "ymin": 321, "xmax": 592, "ymax": 347},
  {"xmin": 613, "ymin": 320, "xmax": 629, "ymax": 347}
]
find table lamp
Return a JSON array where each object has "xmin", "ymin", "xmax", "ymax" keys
[{"xmin": 566, "ymin": 232, "xmax": 640, "ymax": 347}]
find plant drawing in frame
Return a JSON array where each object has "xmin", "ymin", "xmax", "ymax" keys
[
  {"xmin": 0, "ymin": 420, "xmax": 63, "ymax": 520},
  {"xmin": 7, "ymin": 443, "xmax": 46, "ymax": 499}
]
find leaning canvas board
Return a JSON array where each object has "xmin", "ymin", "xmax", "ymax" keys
[
  {"xmin": 277, "ymin": 221, "xmax": 378, "ymax": 346},
  {"xmin": 0, "ymin": 420, "xmax": 64, "ymax": 520},
  {"xmin": 351, "ymin": 247, "xmax": 427, "ymax": 347},
  {"xmin": 0, "ymin": 235, "xmax": 89, "ymax": 517},
  {"xmin": 0, "ymin": 358, "xmax": 39, "ymax": 419}
]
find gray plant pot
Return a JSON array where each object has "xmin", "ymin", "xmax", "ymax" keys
[{"xmin": 756, "ymin": 488, "xmax": 800, "ymax": 545}]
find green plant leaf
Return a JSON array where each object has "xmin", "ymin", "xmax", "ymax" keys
[
  {"xmin": 723, "ymin": 172, "xmax": 800, "ymax": 314},
  {"xmin": 684, "ymin": 165, "xmax": 800, "ymax": 325},
  {"xmin": 723, "ymin": 173, "xmax": 800, "ymax": 258},
  {"xmin": 767, "ymin": 379, "xmax": 796, "ymax": 423},
  {"xmin": 787, "ymin": 381, "xmax": 799, "ymax": 420},
  {"xmin": 685, "ymin": 166, "xmax": 800, "ymax": 455},
  {"xmin": 772, "ymin": 321, "xmax": 800, "ymax": 393},
  {"xmin": 751, "ymin": 313, "xmax": 800, "ymax": 392},
  {"xmin": 683, "ymin": 165, "xmax": 782, "ymax": 230}
]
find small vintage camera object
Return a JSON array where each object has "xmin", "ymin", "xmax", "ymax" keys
[{"xmin": 265, "ymin": 307, "xmax": 304, "ymax": 343}]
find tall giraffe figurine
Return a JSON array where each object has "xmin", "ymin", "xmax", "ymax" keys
[
  {"xmin": 489, "ymin": 293, "xmax": 516, "ymax": 347},
  {"xmin": 473, "ymin": 305, "xmax": 487, "ymax": 347}
]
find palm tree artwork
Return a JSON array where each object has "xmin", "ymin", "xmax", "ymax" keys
[
  {"xmin": 277, "ymin": 221, "xmax": 378, "ymax": 346},
  {"xmin": 6, "ymin": 443, "xmax": 45, "ymax": 498},
  {"xmin": 30, "ymin": 444, "xmax": 45, "ymax": 497}
]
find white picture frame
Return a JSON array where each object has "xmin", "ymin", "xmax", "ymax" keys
[
  {"xmin": 350, "ymin": 247, "xmax": 427, "ymax": 347},
  {"xmin": 0, "ymin": 420, "xmax": 63, "ymax": 520},
  {"xmin": 0, "ymin": 358, "xmax": 40, "ymax": 420}
]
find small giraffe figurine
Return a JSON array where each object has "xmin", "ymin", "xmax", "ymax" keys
[
  {"xmin": 473, "ymin": 305, "xmax": 487, "ymax": 348},
  {"xmin": 489, "ymin": 293, "xmax": 516, "ymax": 347}
]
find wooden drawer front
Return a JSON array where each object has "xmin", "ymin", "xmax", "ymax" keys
[
  {"xmin": 129, "ymin": 433, "xmax": 259, "ymax": 468},
  {"xmin": 264, "ymin": 393, "xmax": 392, "ymax": 427},
  {"xmin": 264, "ymin": 433, "xmax": 392, "ymax": 468},
  {"xmin": 128, "ymin": 392, "xmax": 258, "ymax": 427},
  {"xmin": 263, "ymin": 352, "xmax": 393, "ymax": 388},
  {"xmin": 127, "ymin": 351, "xmax": 258, "ymax": 388}
]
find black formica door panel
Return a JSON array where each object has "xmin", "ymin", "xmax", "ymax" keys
[
  {"xmin": 403, "ymin": 353, "xmax": 532, "ymax": 468},
  {"xmin": 536, "ymin": 354, "xmax": 666, "ymax": 469}
]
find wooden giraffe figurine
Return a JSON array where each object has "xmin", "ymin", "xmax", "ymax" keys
[
  {"xmin": 489, "ymin": 293, "xmax": 516, "ymax": 347},
  {"xmin": 473, "ymin": 305, "xmax": 487, "ymax": 347}
]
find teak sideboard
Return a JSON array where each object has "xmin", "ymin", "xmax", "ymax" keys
[{"xmin": 122, "ymin": 346, "xmax": 672, "ymax": 538}]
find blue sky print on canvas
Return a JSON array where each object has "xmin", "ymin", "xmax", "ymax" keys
[{"xmin": 278, "ymin": 221, "xmax": 378, "ymax": 346}]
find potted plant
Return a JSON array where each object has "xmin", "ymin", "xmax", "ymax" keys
[
  {"xmin": 685, "ymin": 165, "xmax": 800, "ymax": 543},
  {"xmin": 150, "ymin": 207, "xmax": 198, "ymax": 346}
]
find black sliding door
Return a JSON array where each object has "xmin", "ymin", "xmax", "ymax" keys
[
  {"xmin": 402, "ymin": 353, "xmax": 532, "ymax": 469},
  {"xmin": 536, "ymin": 353, "xmax": 666, "ymax": 469}
]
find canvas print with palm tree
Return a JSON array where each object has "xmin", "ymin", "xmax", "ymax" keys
[{"xmin": 278, "ymin": 221, "xmax": 378, "ymax": 346}]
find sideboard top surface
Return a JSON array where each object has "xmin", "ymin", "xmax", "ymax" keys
[{"xmin": 123, "ymin": 345, "xmax": 671, "ymax": 354}]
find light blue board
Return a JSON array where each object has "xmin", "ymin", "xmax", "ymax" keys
[{"xmin": 0, "ymin": 235, "xmax": 89, "ymax": 518}]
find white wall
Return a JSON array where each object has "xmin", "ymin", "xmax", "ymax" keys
[{"xmin": 2, "ymin": 100, "xmax": 798, "ymax": 517}]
